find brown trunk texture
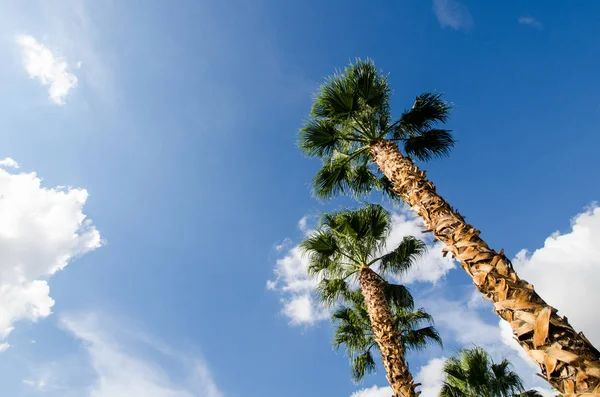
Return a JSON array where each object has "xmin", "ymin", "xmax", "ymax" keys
[
  {"xmin": 370, "ymin": 139, "xmax": 600, "ymax": 396},
  {"xmin": 359, "ymin": 265, "xmax": 418, "ymax": 397}
]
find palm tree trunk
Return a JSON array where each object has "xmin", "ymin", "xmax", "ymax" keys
[
  {"xmin": 370, "ymin": 138, "xmax": 600, "ymax": 395},
  {"xmin": 359, "ymin": 265, "xmax": 418, "ymax": 397}
]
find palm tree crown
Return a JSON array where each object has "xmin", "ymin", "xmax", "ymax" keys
[
  {"xmin": 298, "ymin": 59, "xmax": 455, "ymax": 199},
  {"xmin": 332, "ymin": 285, "xmax": 442, "ymax": 383},
  {"xmin": 299, "ymin": 204, "xmax": 426, "ymax": 306},
  {"xmin": 441, "ymin": 347, "xmax": 525, "ymax": 397}
]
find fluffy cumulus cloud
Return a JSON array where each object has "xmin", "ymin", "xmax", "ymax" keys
[
  {"xmin": 0, "ymin": 159, "xmax": 101, "ymax": 345},
  {"xmin": 16, "ymin": 35, "xmax": 78, "ymax": 105},
  {"xmin": 518, "ymin": 17, "xmax": 544, "ymax": 31},
  {"xmin": 432, "ymin": 0, "xmax": 474, "ymax": 31},
  {"xmin": 268, "ymin": 207, "xmax": 456, "ymax": 326},
  {"xmin": 267, "ymin": 244, "xmax": 328, "ymax": 326},
  {"xmin": 513, "ymin": 204, "xmax": 600, "ymax": 346},
  {"xmin": 415, "ymin": 357, "xmax": 447, "ymax": 397}
]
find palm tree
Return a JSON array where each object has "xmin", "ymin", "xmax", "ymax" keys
[
  {"xmin": 298, "ymin": 59, "xmax": 600, "ymax": 394},
  {"xmin": 300, "ymin": 204, "xmax": 428, "ymax": 397},
  {"xmin": 441, "ymin": 346, "xmax": 525, "ymax": 397},
  {"xmin": 332, "ymin": 284, "xmax": 442, "ymax": 383}
]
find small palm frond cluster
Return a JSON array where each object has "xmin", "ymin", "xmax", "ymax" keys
[
  {"xmin": 298, "ymin": 59, "xmax": 455, "ymax": 199},
  {"xmin": 441, "ymin": 347, "xmax": 525, "ymax": 397},
  {"xmin": 299, "ymin": 204, "xmax": 426, "ymax": 306},
  {"xmin": 332, "ymin": 284, "xmax": 442, "ymax": 383}
]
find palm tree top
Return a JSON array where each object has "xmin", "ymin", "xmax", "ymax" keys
[
  {"xmin": 298, "ymin": 59, "xmax": 456, "ymax": 199},
  {"xmin": 299, "ymin": 204, "xmax": 427, "ymax": 306},
  {"xmin": 441, "ymin": 346, "xmax": 525, "ymax": 397}
]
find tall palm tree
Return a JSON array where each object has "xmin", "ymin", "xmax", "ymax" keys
[
  {"xmin": 441, "ymin": 347, "xmax": 525, "ymax": 397},
  {"xmin": 332, "ymin": 284, "xmax": 442, "ymax": 383},
  {"xmin": 300, "ymin": 204, "xmax": 427, "ymax": 397},
  {"xmin": 298, "ymin": 59, "xmax": 600, "ymax": 394}
]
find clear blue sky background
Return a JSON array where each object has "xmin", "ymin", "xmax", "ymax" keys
[{"xmin": 0, "ymin": 1, "xmax": 599, "ymax": 396}]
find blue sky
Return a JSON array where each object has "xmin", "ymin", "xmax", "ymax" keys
[{"xmin": 0, "ymin": 0, "xmax": 599, "ymax": 396}]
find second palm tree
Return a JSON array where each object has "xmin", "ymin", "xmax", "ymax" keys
[{"xmin": 301, "ymin": 204, "xmax": 429, "ymax": 397}]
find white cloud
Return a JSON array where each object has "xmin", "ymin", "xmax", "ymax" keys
[
  {"xmin": 432, "ymin": 0, "xmax": 474, "ymax": 31},
  {"xmin": 267, "ymin": 244, "xmax": 326, "ymax": 326},
  {"xmin": 415, "ymin": 357, "xmax": 447, "ymax": 397},
  {"xmin": 269, "ymin": 208, "xmax": 456, "ymax": 326},
  {"xmin": 16, "ymin": 34, "xmax": 78, "ymax": 105},
  {"xmin": 513, "ymin": 204, "xmax": 600, "ymax": 346},
  {"xmin": 0, "ymin": 343, "xmax": 9, "ymax": 352},
  {"xmin": 298, "ymin": 215, "xmax": 310, "ymax": 235},
  {"xmin": 281, "ymin": 294, "xmax": 329, "ymax": 326},
  {"xmin": 518, "ymin": 17, "xmax": 544, "ymax": 31},
  {"xmin": 0, "ymin": 162, "xmax": 101, "ymax": 341},
  {"xmin": 384, "ymin": 211, "xmax": 456, "ymax": 284},
  {"xmin": 499, "ymin": 319, "xmax": 537, "ymax": 370},
  {"xmin": 0, "ymin": 158, "xmax": 19, "ymax": 169},
  {"xmin": 423, "ymin": 296, "xmax": 500, "ymax": 347},
  {"xmin": 350, "ymin": 385, "xmax": 392, "ymax": 397},
  {"xmin": 58, "ymin": 313, "xmax": 223, "ymax": 397}
]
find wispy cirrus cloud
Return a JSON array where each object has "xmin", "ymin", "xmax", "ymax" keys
[
  {"xmin": 22, "ymin": 312, "xmax": 224, "ymax": 397},
  {"xmin": 432, "ymin": 0, "xmax": 474, "ymax": 31},
  {"xmin": 16, "ymin": 35, "xmax": 78, "ymax": 105},
  {"xmin": 59, "ymin": 313, "xmax": 223, "ymax": 397},
  {"xmin": 518, "ymin": 16, "xmax": 544, "ymax": 31}
]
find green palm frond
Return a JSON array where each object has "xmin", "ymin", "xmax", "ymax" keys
[
  {"xmin": 312, "ymin": 151, "xmax": 356, "ymax": 200},
  {"xmin": 490, "ymin": 360, "xmax": 524, "ymax": 397},
  {"xmin": 312, "ymin": 73, "xmax": 358, "ymax": 120},
  {"xmin": 300, "ymin": 230, "xmax": 339, "ymax": 278},
  {"xmin": 346, "ymin": 59, "xmax": 390, "ymax": 115},
  {"xmin": 440, "ymin": 382, "xmax": 466, "ymax": 397},
  {"xmin": 316, "ymin": 278, "xmax": 350, "ymax": 307},
  {"xmin": 401, "ymin": 325, "xmax": 443, "ymax": 352},
  {"xmin": 378, "ymin": 236, "xmax": 427, "ymax": 276},
  {"xmin": 384, "ymin": 283, "xmax": 414, "ymax": 311},
  {"xmin": 311, "ymin": 59, "xmax": 391, "ymax": 123},
  {"xmin": 299, "ymin": 119, "xmax": 343, "ymax": 158},
  {"xmin": 395, "ymin": 93, "xmax": 451, "ymax": 137},
  {"xmin": 351, "ymin": 351, "xmax": 377, "ymax": 383},
  {"xmin": 393, "ymin": 308, "xmax": 434, "ymax": 329},
  {"xmin": 403, "ymin": 129, "xmax": 455, "ymax": 161},
  {"xmin": 311, "ymin": 148, "xmax": 378, "ymax": 200}
]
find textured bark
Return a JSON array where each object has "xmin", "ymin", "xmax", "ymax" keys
[
  {"xmin": 359, "ymin": 265, "xmax": 418, "ymax": 397},
  {"xmin": 370, "ymin": 138, "xmax": 600, "ymax": 396}
]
